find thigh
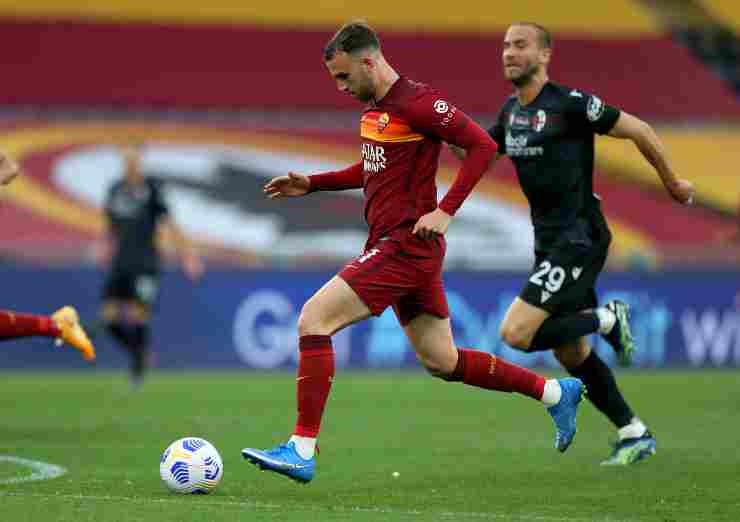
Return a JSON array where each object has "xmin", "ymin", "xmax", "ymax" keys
[
  {"xmin": 301, "ymin": 275, "xmax": 373, "ymax": 336},
  {"xmin": 102, "ymin": 270, "xmax": 129, "ymax": 301},
  {"xmin": 338, "ymin": 240, "xmax": 419, "ymax": 318},
  {"xmin": 403, "ymin": 313, "xmax": 457, "ymax": 372},
  {"xmin": 100, "ymin": 299, "xmax": 124, "ymax": 322},
  {"xmin": 393, "ymin": 253, "xmax": 449, "ymax": 326},
  {"xmin": 500, "ymin": 296, "xmax": 550, "ymax": 336}
]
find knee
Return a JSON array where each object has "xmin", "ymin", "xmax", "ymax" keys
[
  {"xmin": 127, "ymin": 303, "xmax": 150, "ymax": 324},
  {"xmin": 499, "ymin": 322, "xmax": 533, "ymax": 351},
  {"xmin": 417, "ymin": 352, "xmax": 457, "ymax": 380},
  {"xmin": 100, "ymin": 302, "xmax": 120, "ymax": 324},
  {"xmin": 297, "ymin": 303, "xmax": 331, "ymax": 337}
]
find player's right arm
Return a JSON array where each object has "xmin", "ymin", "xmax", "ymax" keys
[
  {"xmin": 448, "ymin": 144, "xmax": 502, "ymax": 162},
  {"xmin": 264, "ymin": 162, "xmax": 364, "ymax": 198},
  {"xmin": 607, "ymin": 111, "xmax": 694, "ymax": 205}
]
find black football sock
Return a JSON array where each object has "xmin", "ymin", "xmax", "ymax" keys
[
  {"xmin": 568, "ymin": 350, "xmax": 634, "ymax": 428},
  {"xmin": 528, "ymin": 313, "xmax": 600, "ymax": 352},
  {"xmin": 107, "ymin": 322, "xmax": 134, "ymax": 351},
  {"xmin": 129, "ymin": 324, "xmax": 150, "ymax": 378}
]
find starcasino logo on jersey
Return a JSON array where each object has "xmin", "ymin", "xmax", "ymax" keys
[{"xmin": 361, "ymin": 143, "xmax": 387, "ymax": 174}]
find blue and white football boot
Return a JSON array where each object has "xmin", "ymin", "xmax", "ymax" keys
[
  {"xmin": 241, "ymin": 441, "xmax": 315, "ymax": 483},
  {"xmin": 546, "ymin": 377, "xmax": 585, "ymax": 452}
]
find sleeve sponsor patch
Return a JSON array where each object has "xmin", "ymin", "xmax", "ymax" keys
[
  {"xmin": 586, "ymin": 95, "xmax": 605, "ymax": 122},
  {"xmin": 433, "ymin": 99, "xmax": 449, "ymax": 114}
]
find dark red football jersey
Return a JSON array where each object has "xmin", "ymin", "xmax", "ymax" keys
[{"xmin": 359, "ymin": 77, "xmax": 495, "ymax": 244}]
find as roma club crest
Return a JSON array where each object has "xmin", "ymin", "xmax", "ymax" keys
[{"xmin": 377, "ymin": 112, "xmax": 390, "ymax": 133}]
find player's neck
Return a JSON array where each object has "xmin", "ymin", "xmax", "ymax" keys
[
  {"xmin": 515, "ymin": 73, "xmax": 548, "ymax": 106},
  {"xmin": 373, "ymin": 64, "xmax": 400, "ymax": 103}
]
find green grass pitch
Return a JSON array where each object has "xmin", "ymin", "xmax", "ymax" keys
[{"xmin": 1, "ymin": 370, "xmax": 738, "ymax": 521}]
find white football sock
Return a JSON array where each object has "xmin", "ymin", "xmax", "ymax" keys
[
  {"xmin": 618, "ymin": 418, "xmax": 648, "ymax": 440},
  {"xmin": 595, "ymin": 307, "xmax": 617, "ymax": 335},
  {"xmin": 541, "ymin": 379, "xmax": 562, "ymax": 407},
  {"xmin": 289, "ymin": 435, "xmax": 316, "ymax": 460}
]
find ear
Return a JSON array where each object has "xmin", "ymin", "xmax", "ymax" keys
[{"xmin": 540, "ymin": 47, "xmax": 552, "ymax": 66}]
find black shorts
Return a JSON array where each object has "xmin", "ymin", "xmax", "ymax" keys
[
  {"xmin": 520, "ymin": 215, "xmax": 611, "ymax": 315},
  {"xmin": 103, "ymin": 268, "xmax": 160, "ymax": 306}
]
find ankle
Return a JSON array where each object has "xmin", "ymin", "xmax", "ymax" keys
[
  {"xmin": 595, "ymin": 307, "xmax": 616, "ymax": 335},
  {"xmin": 289, "ymin": 435, "xmax": 316, "ymax": 459}
]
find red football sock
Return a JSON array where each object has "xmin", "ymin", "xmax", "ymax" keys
[
  {"xmin": 294, "ymin": 335, "xmax": 335, "ymax": 438},
  {"xmin": 455, "ymin": 348, "xmax": 545, "ymax": 401},
  {"xmin": 0, "ymin": 310, "xmax": 60, "ymax": 340}
]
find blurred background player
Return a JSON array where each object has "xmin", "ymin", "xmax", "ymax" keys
[
  {"xmin": 0, "ymin": 151, "xmax": 95, "ymax": 362},
  {"xmin": 241, "ymin": 21, "xmax": 585, "ymax": 484},
  {"xmin": 452, "ymin": 22, "xmax": 694, "ymax": 465},
  {"xmin": 96, "ymin": 143, "xmax": 203, "ymax": 387}
]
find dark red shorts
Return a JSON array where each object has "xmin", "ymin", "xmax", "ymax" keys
[{"xmin": 338, "ymin": 234, "xmax": 449, "ymax": 326}]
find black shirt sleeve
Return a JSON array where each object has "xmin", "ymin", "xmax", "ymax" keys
[
  {"xmin": 487, "ymin": 103, "xmax": 510, "ymax": 155},
  {"xmin": 104, "ymin": 183, "xmax": 117, "ymax": 224},
  {"xmin": 567, "ymin": 90, "xmax": 620, "ymax": 135},
  {"xmin": 149, "ymin": 179, "xmax": 170, "ymax": 220}
]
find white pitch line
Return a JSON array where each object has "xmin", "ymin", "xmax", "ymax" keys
[
  {"xmin": 0, "ymin": 456, "xmax": 68, "ymax": 485},
  {"xmin": 0, "ymin": 491, "xmax": 632, "ymax": 522}
]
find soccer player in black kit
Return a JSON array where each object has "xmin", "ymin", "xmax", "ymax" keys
[
  {"xmin": 452, "ymin": 23, "xmax": 694, "ymax": 465},
  {"xmin": 98, "ymin": 144, "xmax": 203, "ymax": 387}
]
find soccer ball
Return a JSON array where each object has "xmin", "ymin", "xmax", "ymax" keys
[{"xmin": 159, "ymin": 437, "xmax": 223, "ymax": 494}]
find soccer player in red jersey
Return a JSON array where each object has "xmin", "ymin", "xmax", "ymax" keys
[
  {"xmin": 0, "ymin": 152, "xmax": 95, "ymax": 361},
  {"xmin": 241, "ymin": 21, "xmax": 585, "ymax": 483}
]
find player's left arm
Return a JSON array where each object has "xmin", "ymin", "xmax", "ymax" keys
[
  {"xmin": 405, "ymin": 95, "xmax": 498, "ymax": 239},
  {"xmin": 159, "ymin": 216, "xmax": 205, "ymax": 281},
  {"xmin": 152, "ymin": 182, "xmax": 203, "ymax": 281},
  {"xmin": 607, "ymin": 111, "xmax": 694, "ymax": 205}
]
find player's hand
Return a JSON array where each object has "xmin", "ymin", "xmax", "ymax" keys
[
  {"xmin": 666, "ymin": 178, "xmax": 694, "ymax": 205},
  {"xmin": 412, "ymin": 208, "xmax": 452, "ymax": 240},
  {"xmin": 182, "ymin": 252, "xmax": 205, "ymax": 281},
  {"xmin": 263, "ymin": 172, "xmax": 311, "ymax": 199},
  {"xmin": 0, "ymin": 153, "xmax": 20, "ymax": 185}
]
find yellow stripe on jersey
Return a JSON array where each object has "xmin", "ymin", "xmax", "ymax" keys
[
  {"xmin": 360, "ymin": 112, "xmax": 424, "ymax": 143},
  {"xmin": 0, "ymin": 0, "xmax": 661, "ymax": 35}
]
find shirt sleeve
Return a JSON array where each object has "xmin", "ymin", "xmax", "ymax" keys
[
  {"xmin": 487, "ymin": 105, "xmax": 509, "ymax": 155},
  {"xmin": 150, "ymin": 180, "xmax": 170, "ymax": 219},
  {"xmin": 567, "ymin": 89, "xmax": 620, "ymax": 135},
  {"xmin": 103, "ymin": 185, "xmax": 115, "ymax": 220},
  {"xmin": 308, "ymin": 161, "xmax": 364, "ymax": 192},
  {"xmin": 403, "ymin": 93, "xmax": 498, "ymax": 215}
]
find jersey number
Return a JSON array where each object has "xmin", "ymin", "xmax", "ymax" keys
[{"xmin": 529, "ymin": 261, "xmax": 566, "ymax": 293}]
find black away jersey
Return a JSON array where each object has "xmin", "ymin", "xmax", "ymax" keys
[
  {"xmin": 488, "ymin": 82, "xmax": 620, "ymax": 243},
  {"xmin": 104, "ymin": 177, "xmax": 169, "ymax": 272}
]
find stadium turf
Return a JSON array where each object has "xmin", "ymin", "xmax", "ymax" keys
[{"xmin": 0, "ymin": 371, "xmax": 737, "ymax": 521}]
